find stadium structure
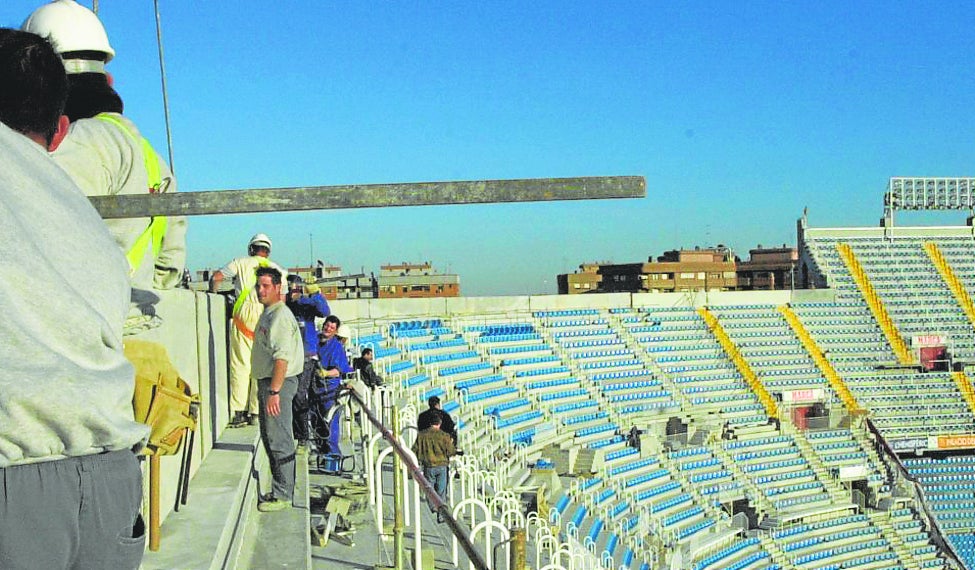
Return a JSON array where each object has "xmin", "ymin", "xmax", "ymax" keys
[{"xmin": 138, "ymin": 177, "xmax": 975, "ymax": 570}]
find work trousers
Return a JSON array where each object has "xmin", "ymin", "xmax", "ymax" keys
[
  {"xmin": 292, "ymin": 357, "xmax": 316, "ymax": 442},
  {"xmin": 258, "ymin": 375, "xmax": 297, "ymax": 501},
  {"xmin": 320, "ymin": 391, "xmax": 344, "ymax": 455},
  {"xmin": 229, "ymin": 302, "xmax": 261, "ymax": 415},
  {"xmin": 423, "ymin": 465, "xmax": 449, "ymax": 506},
  {"xmin": 0, "ymin": 450, "xmax": 144, "ymax": 570}
]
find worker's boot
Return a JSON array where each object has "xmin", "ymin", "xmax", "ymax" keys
[{"xmin": 229, "ymin": 411, "xmax": 248, "ymax": 428}]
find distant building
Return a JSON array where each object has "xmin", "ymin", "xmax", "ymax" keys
[
  {"xmin": 378, "ymin": 261, "xmax": 460, "ymax": 298},
  {"xmin": 557, "ymin": 262, "xmax": 603, "ymax": 295},
  {"xmin": 191, "ymin": 260, "xmax": 457, "ymax": 299},
  {"xmin": 736, "ymin": 245, "xmax": 798, "ymax": 290},
  {"xmin": 558, "ymin": 247, "xmax": 738, "ymax": 294},
  {"xmin": 287, "ymin": 261, "xmax": 343, "ymax": 284},
  {"xmin": 325, "ymin": 273, "xmax": 378, "ymax": 300}
]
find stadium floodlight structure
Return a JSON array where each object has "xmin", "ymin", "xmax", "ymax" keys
[{"xmin": 884, "ymin": 177, "xmax": 975, "ymax": 226}]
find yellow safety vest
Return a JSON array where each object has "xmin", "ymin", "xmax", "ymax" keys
[
  {"xmin": 95, "ymin": 113, "xmax": 168, "ymax": 276},
  {"xmin": 231, "ymin": 257, "xmax": 270, "ymax": 339}
]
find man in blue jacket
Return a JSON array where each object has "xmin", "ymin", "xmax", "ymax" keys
[
  {"xmin": 286, "ymin": 281, "xmax": 329, "ymax": 449},
  {"xmin": 315, "ymin": 316, "xmax": 352, "ymax": 454}
]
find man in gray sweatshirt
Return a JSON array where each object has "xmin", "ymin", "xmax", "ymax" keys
[{"xmin": 0, "ymin": 28, "xmax": 149, "ymax": 570}]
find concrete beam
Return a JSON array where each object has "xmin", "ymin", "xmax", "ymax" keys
[{"xmin": 89, "ymin": 175, "xmax": 645, "ymax": 219}]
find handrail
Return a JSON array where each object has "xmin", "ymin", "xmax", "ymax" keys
[
  {"xmin": 345, "ymin": 389, "xmax": 491, "ymax": 570},
  {"xmin": 864, "ymin": 418, "xmax": 966, "ymax": 570}
]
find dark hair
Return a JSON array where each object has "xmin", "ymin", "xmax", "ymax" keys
[
  {"xmin": 361, "ymin": 347, "xmax": 373, "ymax": 357},
  {"xmin": 63, "ymin": 72, "xmax": 123, "ymax": 122},
  {"xmin": 255, "ymin": 266, "xmax": 282, "ymax": 285},
  {"xmin": 428, "ymin": 396, "xmax": 441, "ymax": 408},
  {"xmin": 324, "ymin": 315, "xmax": 341, "ymax": 328},
  {"xmin": 0, "ymin": 29, "xmax": 68, "ymax": 144},
  {"xmin": 428, "ymin": 410, "xmax": 442, "ymax": 426}
]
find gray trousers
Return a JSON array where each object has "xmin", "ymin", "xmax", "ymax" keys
[
  {"xmin": 258, "ymin": 375, "xmax": 298, "ymax": 501},
  {"xmin": 0, "ymin": 450, "xmax": 144, "ymax": 570}
]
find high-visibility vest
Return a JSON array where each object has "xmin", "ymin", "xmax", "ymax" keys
[
  {"xmin": 231, "ymin": 257, "xmax": 270, "ymax": 340},
  {"xmin": 95, "ymin": 113, "xmax": 168, "ymax": 277}
]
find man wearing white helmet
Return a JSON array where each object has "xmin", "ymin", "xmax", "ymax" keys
[
  {"xmin": 21, "ymin": 0, "xmax": 187, "ymax": 320},
  {"xmin": 211, "ymin": 234, "xmax": 288, "ymax": 428}
]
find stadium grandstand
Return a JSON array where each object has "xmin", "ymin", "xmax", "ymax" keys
[{"xmin": 140, "ymin": 177, "xmax": 975, "ymax": 570}]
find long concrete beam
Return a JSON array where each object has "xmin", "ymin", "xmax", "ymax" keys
[{"xmin": 88, "ymin": 175, "xmax": 645, "ymax": 219}]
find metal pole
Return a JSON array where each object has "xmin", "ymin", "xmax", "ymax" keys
[
  {"xmin": 509, "ymin": 527, "xmax": 527, "ymax": 570},
  {"xmin": 391, "ymin": 412, "xmax": 405, "ymax": 570},
  {"xmin": 153, "ymin": 0, "xmax": 177, "ymax": 173}
]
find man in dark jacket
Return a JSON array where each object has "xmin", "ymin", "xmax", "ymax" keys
[
  {"xmin": 352, "ymin": 347, "xmax": 384, "ymax": 388},
  {"xmin": 417, "ymin": 396, "xmax": 457, "ymax": 445}
]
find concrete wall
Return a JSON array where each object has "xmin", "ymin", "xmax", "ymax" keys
[
  {"xmin": 131, "ymin": 289, "xmax": 229, "ymax": 525},
  {"xmin": 329, "ymin": 289, "xmax": 831, "ymax": 330}
]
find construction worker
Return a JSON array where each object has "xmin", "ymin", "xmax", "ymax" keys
[
  {"xmin": 21, "ymin": 1, "xmax": 187, "ymax": 317},
  {"xmin": 0, "ymin": 28, "xmax": 148, "ymax": 569},
  {"xmin": 211, "ymin": 234, "xmax": 288, "ymax": 428},
  {"xmin": 286, "ymin": 281, "xmax": 330, "ymax": 449}
]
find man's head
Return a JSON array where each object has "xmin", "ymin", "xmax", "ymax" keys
[
  {"xmin": 0, "ymin": 28, "xmax": 69, "ymax": 149},
  {"xmin": 321, "ymin": 314, "xmax": 340, "ymax": 340},
  {"xmin": 248, "ymin": 233, "xmax": 272, "ymax": 257},
  {"xmin": 255, "ymin": 266, "xmax": 283, "ymax": 308},
  {"xmin": 427, "ymin": 410, "xmax": 442, "ymax": 429},
  {"xmin": 361, "ymin": 347, "xmax": 374, "ymax": 362},
  {"xmin": 428, "ymin": 396, "xmax": 441, "ymax": 410}
]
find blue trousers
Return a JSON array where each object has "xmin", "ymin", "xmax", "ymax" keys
[{"xmin": 424, "ymin": 465, "xmax": 449, "ymax": 505}]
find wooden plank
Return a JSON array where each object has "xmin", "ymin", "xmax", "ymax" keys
[{"xmin": 88, "ymin": 175, "xmax": 645, "ymax": 219}]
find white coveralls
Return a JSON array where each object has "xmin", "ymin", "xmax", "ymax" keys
[
  {"xmin": 219, "ymin": 256, "xmax": 288, "ymax": 415},
  {"xmin": 51, "ymin": 113, "xmax": 187, "ymax": 295}
]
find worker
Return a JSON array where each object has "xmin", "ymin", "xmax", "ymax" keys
[
  {"xmin": 251, "ymin": 266, "xmax": 304, "ymax": 512},
  {"xmin": 22, "ymin": 0, "xmax": 188, "ymax": 321},
  {"xmin": 315, "ymin": 316, "xmax": 353, "ymax": 454},
  {"xmin": 211, "ymin": 234, "xmax": 288, "ymax": 428},
  {"xmin": 286, "ymin": 280, "xmax": 330, "ymax": 449},
  {"xmin": 0, "ymin": 27, "xmax": 148, "ymax": 569}
]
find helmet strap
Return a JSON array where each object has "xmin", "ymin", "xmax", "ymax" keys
[{"xmin": 62, "ymin": 59, "xmax": 106, "ymax": 74}]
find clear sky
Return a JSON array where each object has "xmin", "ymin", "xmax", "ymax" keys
[{"xmin": 4, "ymin": 2, "xmax": 975, "ymax": 295}]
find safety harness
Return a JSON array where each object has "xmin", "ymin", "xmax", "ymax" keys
[{"xmin": 95, "ymin": 113, "xmax": 168, "ymax": 277}]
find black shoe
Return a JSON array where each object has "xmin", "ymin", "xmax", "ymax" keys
[
  {"xmin": 247, "ymin": 413, "xmax": 259, "ymax": 426},
  {"xmin": 228, "ymin": 411, "xmax": 248, "ymax": 428}
]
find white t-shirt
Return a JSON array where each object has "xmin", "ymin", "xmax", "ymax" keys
[{"xmin": 0, "ymin": 122, "xmax": 148, "ymax": 467}]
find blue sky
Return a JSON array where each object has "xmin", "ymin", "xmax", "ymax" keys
[{"xmin": 5, "ymin": 2, "xmax": 975, "ymax": 295}]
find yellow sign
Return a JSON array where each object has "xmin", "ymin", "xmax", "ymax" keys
[{"xmin": 936, "ymin": 434, "xmax": 975, "ymax": 449}]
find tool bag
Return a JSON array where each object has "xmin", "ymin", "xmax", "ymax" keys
[{"xmin": 124, "ymin": 339, "xmax": 200, "ymax": 456}]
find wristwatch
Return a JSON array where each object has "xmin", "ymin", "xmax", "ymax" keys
[{"xmin": 269, "ymin": 389, "xmax": 280, "ymax": 396}]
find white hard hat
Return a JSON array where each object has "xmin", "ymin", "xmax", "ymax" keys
[
  {"xmin": 336, "ymin": 325, "xmax": 353, "ymax": 339},
  {"xmin": 248, "ymin": 233, "xmax": 272, "ymax": 250},
  {"xmin": 22, "ymin": 1, "xmax": 115, "ymax": 66}
]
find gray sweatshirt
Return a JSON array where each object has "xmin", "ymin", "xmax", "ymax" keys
[{"xmin": 0, "ymin": 122, "xmax": 148, "ymax": 467}]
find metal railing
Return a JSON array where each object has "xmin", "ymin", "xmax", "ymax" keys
[{"xmin": 345, "ymin": 388, "xmax": 491, "ymax": 570}]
